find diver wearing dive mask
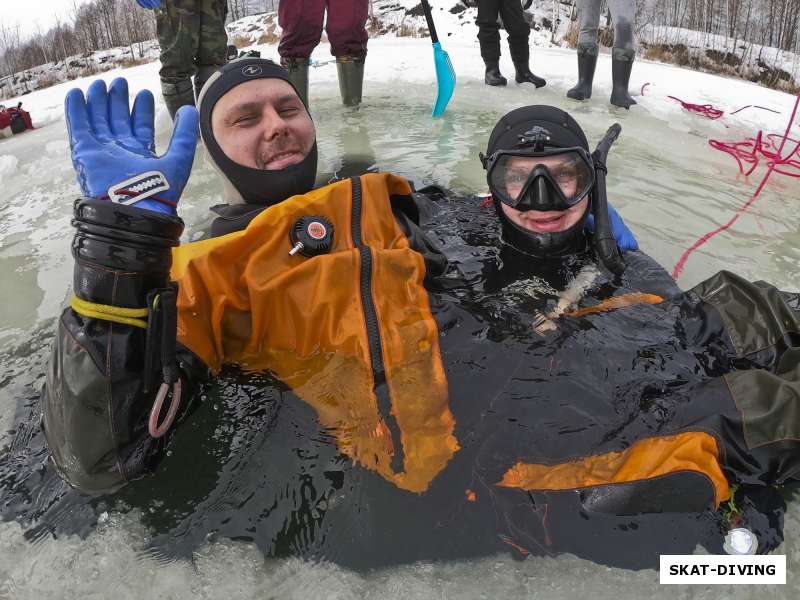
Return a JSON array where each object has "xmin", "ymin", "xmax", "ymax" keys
[{"xmin": 482, "ymin": 105, "xmax": 624, "ymax": 274}]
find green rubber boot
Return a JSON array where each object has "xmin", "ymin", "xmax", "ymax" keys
[
  {"xmin": 281, "ymin": 57, "xmax": 310, "ymax": 107},
  {"xmin": 161, "ymin": 78, "xmax": 195, "ymax": 120},
  {"xmin": 336, "ymin": 56, "xmax": 365, "ymax": 107}
]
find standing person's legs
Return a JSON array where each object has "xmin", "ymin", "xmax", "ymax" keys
[
  {"xmin": 567, "ymin": 0, "xmax": 601, "ymax": 101},
  {"xmin": 477, "ymin": 0, "xmax": 506, "ymax": 86},
  {"xmin": 326, "ymin": 0, "xmax": 369, "ymax": 58},
  {"xmin": 278, "ymin": 0, "xmax": 326, "ymax": 58},
  {"xmin": 195, "ymin": 0, "xmax": 229, "ymax": 100},
  {"xmin": 499, "ymin": 0, "xmax": 545, "ymax": 88},
  {"xmin": 157, "ymin": 0, "xmax": 201, "ymax": 118},
  {"xmin": 278, "ymin": 0, "xmax": 326, "ymax": 106},
  {"xmin": 576, "ymin": 0, "xmax": 602, "ymax": 48},
  {"xmin": 326, "ymin": 0, "xmax": 369, "ymax": 106},
  {"xmin": 609, "ymin": 0, "xmax": 637, "ymax": 108}
]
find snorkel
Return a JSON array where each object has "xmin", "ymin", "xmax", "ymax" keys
[{"xmin": 591, "ymin": 124, "xmax": 626, "ymax": 275}]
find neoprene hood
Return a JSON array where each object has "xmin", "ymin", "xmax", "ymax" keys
[{"xmin": 198, "ymin": 58, "xmax": 319, "ymax": 206}]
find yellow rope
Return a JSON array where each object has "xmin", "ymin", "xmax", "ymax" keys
[{"xmin": 70, "ymin": 294, "xmax": 149, "ymax": 329}]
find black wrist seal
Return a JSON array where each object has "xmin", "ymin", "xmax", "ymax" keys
[{"xmin": 71, "ymin": 198, "xmax": 184, "ymax": 307}]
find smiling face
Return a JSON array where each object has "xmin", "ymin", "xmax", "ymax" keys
[
  {"xmin": 211, "ymin": 78, "xmax": 316, "ymax": 170},
  {"xmin": 500, "ymin": 197, "xmax": 589, "ymax": 233}
]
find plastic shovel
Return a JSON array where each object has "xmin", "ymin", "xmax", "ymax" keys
[{"xmin": 421, "ymin": 0, "xmax": 455, "ymax": 117}]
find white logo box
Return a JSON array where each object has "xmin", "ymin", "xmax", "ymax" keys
[{"xmin": 660, "ymin": 555, "xmax": 786, "ymax": 585}]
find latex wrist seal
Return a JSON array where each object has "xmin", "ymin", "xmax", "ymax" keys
[{"xmin": 71, "ymin": 198, "xmax": 184, "ymax": 307}]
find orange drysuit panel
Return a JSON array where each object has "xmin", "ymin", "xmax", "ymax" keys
[
  {"xmin": 496, "ymin": 431, "xmax": 730, "ymax": 507},
  {"xmin": 170, "ymin": 173, "xmax": 458, "ymax": 492}
]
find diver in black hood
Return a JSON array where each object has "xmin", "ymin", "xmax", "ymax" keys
[
  {"xmin": 471, "ymin": 105, "xmax": 678, "ymax": 332},
  {"xmin": 195, "ymin": 58, "xmax": 320, "ymax": 236},
  {"xmin": 483, "ymin": 105, "xmax": 604, "ymax": 260}
]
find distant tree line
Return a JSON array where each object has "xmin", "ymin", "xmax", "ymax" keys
[
  {"xmin": 0, "ymin": 0, "xmax": 281, "ymax": 78},
  {"xmin": 636, "ymin": 0, "xmax": 799, "ymax": 53},
  {"xmin": 0, "ymin": 0, "xmax": 156, "ymax": 77}
]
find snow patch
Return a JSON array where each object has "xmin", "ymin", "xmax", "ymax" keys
[
  {"xmin": 46, "ymin": 140, "xmax": 69, "ymax": 156},
  {"xmin": 0, "ymin": 155, "xmax": 19, "ymax": 182}
]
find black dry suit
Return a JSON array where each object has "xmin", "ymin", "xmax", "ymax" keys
[{"xmin": 34, "ymin": 172, "xmax": 800, "ymax": 570}]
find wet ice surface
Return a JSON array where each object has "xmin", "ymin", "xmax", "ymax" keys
[
  {"xmin": 1, "ymin": 68, "xmax": 799, "ymax": 597},
  {"xmin": 1, "ymin": 505, "xmax": 798, "ymax": 600}
]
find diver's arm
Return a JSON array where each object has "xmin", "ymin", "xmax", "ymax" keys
[
  {"xmin": 585, "ymin": 201, "xmax": 638, "ymax": 253},
  {"xmin": 390, "ymin": 190, "xmax": 449, "ymax": 279},
  {"xmin": 42, "ymin": 200, "xmax": 209, "ymax": 492},
  {"xmin": 42, "ymin": 79, "xmax": 202, "ymax": 492},
  {"xmin": 622, "ymin": 250, "xmax": 681, "ymax": 298}
]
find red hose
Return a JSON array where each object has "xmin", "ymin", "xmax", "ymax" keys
[
  {"xmin": 672, "ymin": 94, "xmax": 800, "ymax": 279},
  {"xmin": 667, "ymin": 95, "xmax": 725, "ymax": 119}
]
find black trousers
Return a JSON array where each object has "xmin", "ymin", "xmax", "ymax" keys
[{"xmin": 476, "ymin": 0, "xmax": 531, "ymax": 64}]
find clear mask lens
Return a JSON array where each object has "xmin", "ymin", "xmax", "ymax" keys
[{"xmin": 489, "ymin": 150, "xmax": 594, "ymax": 206}]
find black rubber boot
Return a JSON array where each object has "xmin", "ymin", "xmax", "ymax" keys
[
  {"xmin": 566, "ymin": 44, "xmax": 598, "ymax": 100},
  {"xmin": 281, "ymin": 57, "xmax": 310, "ymax": 107},
  {"xmin": 610, "ymin": 48, "xmax": 637, "ymax": 109},
  {"xmin": 336, "ymin": 56, "xmax": 365, "ymax": 106},
  {"xmin": 194, "ymin": 66, "xmax": 218, "ymax": 103},
  {"xmin": 514, "ymin": 62, "xmax": 546, "ymax": 88},
  {"xmin": 161, "ymin": 79, "xmax": 195, "ymax": 120},
  {"xmin": 484, "ymin": 60, "xmax": 507, "ymax": 86}
]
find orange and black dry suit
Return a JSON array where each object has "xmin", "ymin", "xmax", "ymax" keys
[{"xmin": 42, "ymin": 173, "xmax": 800, "ymax": 568}]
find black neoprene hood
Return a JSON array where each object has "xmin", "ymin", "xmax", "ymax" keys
[
  {"xmin": 486, "ymin": 105, "xmax": 590, "ymax": 155},
  {"xmin": 198, "ymin": 58, "xmax": 319, "ymax": 206}
]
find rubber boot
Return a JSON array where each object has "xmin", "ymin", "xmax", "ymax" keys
[
  {"xmin": 162, "ymin": 79, "xmax": 195, "ymax": 120},
  {"xmin": 610, "ymin": 48, "xmax": 637, "ymax": 109},
  {"xmin": 194, "ymin": 66, "xmax": 218, "ymax": 103},
  {"xmin": 514, "ymin": 62, "xmax": 546, "ymax": 88},
  {"xmin": 484, "ymin": 60, "xmax": 507, "ymax": 86},
  {"xmin": 281, "ymin": 57, "xmax": 310, "ymax": 107},
  {"xmin": 336, "ymin": 56, "xmax": 365, "ymax": 107},
  {"xmin": 566, "ymin": 44, "xmax": 598, "ymax": 101}
]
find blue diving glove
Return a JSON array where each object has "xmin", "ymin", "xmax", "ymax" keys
[
  {"xmin": 585, "ymin": 202, "xmax": 639, "ymax": 252},
  {"xmin": 135, "ymin": 0, "xmax": 161, "ymax": 9},
  {"xmin": 66, "ymin": 78, "xmax": 198, "ymax": 215}
]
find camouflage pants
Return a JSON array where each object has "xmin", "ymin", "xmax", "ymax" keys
[{"xmin": 155, "ymin": 0, "xmax": 228, "ymax": 85}]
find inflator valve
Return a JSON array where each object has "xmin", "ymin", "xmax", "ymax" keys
[{"xmin": 289, "ymin": 216, "xmax": 334, "ymax": 257}]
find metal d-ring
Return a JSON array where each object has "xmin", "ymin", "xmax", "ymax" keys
[{"xmin": 148, "ymin": 378, "xmax": 182, "ymax": 439}]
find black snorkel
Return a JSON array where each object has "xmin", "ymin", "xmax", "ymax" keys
[{"xmin": 591, "ymin": 124, "xmax": 626, "ymax": 276}]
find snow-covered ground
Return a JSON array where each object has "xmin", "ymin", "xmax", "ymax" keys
[
  {"xmin": 0, "ymin": 40, "xmax": 160, "ymax": 100},
  {"xmin": 639, "ymin": 23, "xmax": 800, "ymax": 91}
]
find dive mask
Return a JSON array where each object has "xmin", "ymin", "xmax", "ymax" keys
[{"xmin": 482, "ymin": 146, "xmax": 595, "ymax": 211}]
